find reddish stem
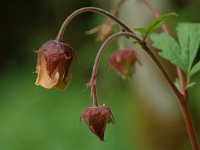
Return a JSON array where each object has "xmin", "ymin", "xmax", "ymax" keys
[
  {"xmin": 177, "ymin": 68, "xmax": 186, "ymax": 96},
  {"xmin": 181, "ymin": 102, "xmax": 199, "ymax": 150},
  {"xmin": 56, "ymin": 7, "xmax": 134, "ymax": 42},
  {"xmin": 90, "ymin": 73, "xmax": 99, "ymax": 106}
]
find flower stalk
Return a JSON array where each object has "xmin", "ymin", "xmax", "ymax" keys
[{"xmin": 56, "ymin": 7, "xmax": 134, "ymax": 42}]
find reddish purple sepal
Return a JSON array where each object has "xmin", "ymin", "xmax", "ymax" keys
[
  {"xmin": 81, "ymin": 106, "xmax": 114, "ymax": 141},
  {"xmin": 39, "ymin": 40, "xmax": 74, "ymax": 77},
  {"xmin": 109, "ymin": 50, "xmax": 137, "ymax": 79}
]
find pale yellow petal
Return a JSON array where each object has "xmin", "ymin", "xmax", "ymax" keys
[
  {"xmin": 55, "ymin": 72, "xmax": 72, "ymax": 90},
  {"xmin": 35, "ymin": 54, "xmax": 59, "ymax": 89}
]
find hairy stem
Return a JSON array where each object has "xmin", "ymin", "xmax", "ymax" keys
[
  {"xmin": 181, "ymin": 102, "xmax": 199, "ymax": 150},
  {"xmin": 143, "ymin": 0, "xmax": 186, "ymax": 97},
  {"xmin": 56, "ymin": 7, "xmax": 133, "ymax": 41}
]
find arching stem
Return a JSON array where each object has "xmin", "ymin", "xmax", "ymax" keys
[
  {"xmin": 90, "ymin": 32, "xmax": 198, "ymax": 150},
  {"xmin": 56, "ymin": 7, "xmax": 134, "ymax": 42}
]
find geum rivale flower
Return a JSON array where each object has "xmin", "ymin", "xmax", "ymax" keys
[
  {"xmin": 35, "ymin": 40, "xmax": 74, "ymax": 90},
  {"xmin": 109, "ymin": 49, "xmax": 137, "ymax": 79},
  {"xmin": 81, "ymin": 106, "xmax": 114, "ymax": 141}
]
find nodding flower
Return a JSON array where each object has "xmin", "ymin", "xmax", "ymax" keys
[
  {"xmin": 109, "ymin": 49, "xmax": 137, "ymax": 79},
  {"xmin": 35, "ymin": 40, "xmax": 74, "ymax": 90},
  {"xmin": 81, "ymin": 106, "xmax": 114, "ymax": 141}
]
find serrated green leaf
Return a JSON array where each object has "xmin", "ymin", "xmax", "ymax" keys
[
  {"xmin": 191, "ymin": 61, "xmax": 200, "ymax": 76},
  {"xmin": 186, "ymin": 82, "xmax": 196, "ymax": 89},
  {"xmin": 150, "ymin": 33, "xmax": 187, "ymax": 71},
  {"xmin": 150, "ymin": 22, "xmax": 200, "ymax": 83},
  {"xmin": 145, "ymin": 12, "xmax": 177, "ymax": 38},
  {"xmin": 176, "ymin": 23, "xmax": 200, "ymax": 69}
]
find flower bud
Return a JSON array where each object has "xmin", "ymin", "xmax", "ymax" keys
[
  {"xmin": 81, "ymin": 106, "xmax": 114, "ymax": 141},
  {"xmin": 109, "ymin": 50, "xmax": 137, "ymax": 79},
  {"xmin": 35, "ymin": 40, "xmax": 74, "ymax": 90}
]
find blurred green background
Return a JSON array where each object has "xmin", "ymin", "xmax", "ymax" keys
[{"xmin": 0, "ymin": 0, "xmax": 200, "ymax": 149}]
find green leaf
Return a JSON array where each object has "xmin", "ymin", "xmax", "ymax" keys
[
  {"xmin": 150, "ymin": 23, "xmax": 200, "ymax": 74},
  {"xmin": 150, "ymin": 33, "xmax": 187, "ymax": 71},
  {"xmin": 191, "ymin": 61, "xmax": 200, "ymax": 76},
  {"xmin": 185, "ymin": 82, "xmax": 196, "ymax": 89},
  {"xmin": 176, "ymin": 23, "xmax": 200, "ymax": 69},
  {"xmin": 145, "ymin": 12, "xmax": 177, "ymax": 38},
  {"xmin": 134, "ymin": 28, "xmax": 147, "ymax": 37},
  {"xmin": 134, "ymin": 12, "xmax": 177, "ymax": 38}
]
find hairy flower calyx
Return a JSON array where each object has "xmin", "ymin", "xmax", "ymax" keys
[{"xmin": 81, "ymin": 106, "xmax": 114, "ymax": 141}]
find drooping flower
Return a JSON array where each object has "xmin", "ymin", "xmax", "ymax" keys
[
  {"xmin": 109, "ymin": 49, "xmax": 137, "ymax": 79},
  {"xmin": 35, "ymin": 40, "xmax": 74, "ymax": 90},
  {"xmin": 81, "ymin": 106, "xmax": 114, "ymax": 141}
]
